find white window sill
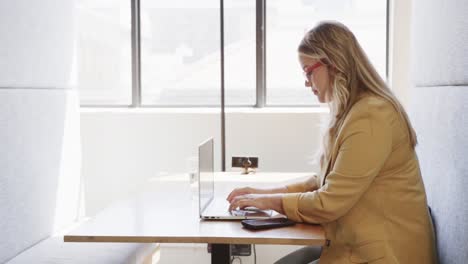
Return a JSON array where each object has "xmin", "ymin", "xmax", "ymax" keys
[{"xmin": 80, "ymin": 106, "xmax": 329, "ymax": 114}]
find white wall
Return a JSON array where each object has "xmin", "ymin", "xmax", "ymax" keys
[
  {"xmin": 80, "ymin": 108, "xmax": 327, "ymax": 216},
  {"xmin": 388, "ymin": 0, "xmax": 413, "ymax": 108}
]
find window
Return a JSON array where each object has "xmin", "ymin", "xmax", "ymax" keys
[
  {"xmin": 266, "ymin": 0, "xmax": 387, "ymax": 105},
  {"xmin": 78, "ymin": 0, "xmax": 387, "ymax": 107},
  {"xmin": 77, "ymin": 0, "xmax": 132, "ymax": 106},
  {"xmin": 140, "ymin": 0, "xmax": 221, "ymax": 106},
  {"xmin": 223, "ymin": 0, "xmax": 257, "ymax": 106}
]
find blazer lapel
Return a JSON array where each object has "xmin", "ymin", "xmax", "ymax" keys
[
  {"xmin": 320, "ymin": 155, "xmax": 333, "ymax": 187},
  {"xmin": 320, "ymin": 137, "xmax": 340, "ymax": 187}
]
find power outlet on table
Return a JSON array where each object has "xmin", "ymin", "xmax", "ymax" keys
[
  {"xmin": 231, "ymin": 157, "xmax": 258, "ymax": 168},
  {"xmin": 232, "ymin": 156, "xmax": 259, "ymax": 174}
]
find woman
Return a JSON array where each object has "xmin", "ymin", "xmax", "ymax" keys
[{"xmin": 227, "ymin": 21, "xmax": 437, "ymax": 264}]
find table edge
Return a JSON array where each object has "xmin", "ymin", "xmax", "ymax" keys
[{"xmin": 64, "ymin": 235, "xmax": 326, "ymax": 246}]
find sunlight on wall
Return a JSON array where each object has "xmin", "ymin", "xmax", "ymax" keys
[{"xmin": 53, "ymin": 89, "xmax": 82, "ymax": 233}]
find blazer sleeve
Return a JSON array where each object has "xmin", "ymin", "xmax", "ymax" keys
[
  {"xmin": 282, "ymin": 110, "xmax": 393, "ymax": 223},
  {"xmin": 285, "ymin": 174, "xmax": 320, "ymax": 193}
]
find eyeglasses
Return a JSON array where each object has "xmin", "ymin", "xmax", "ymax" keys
[{"xmin": 303, "ymin": 61, "xmax": 323, "ymax": 83}]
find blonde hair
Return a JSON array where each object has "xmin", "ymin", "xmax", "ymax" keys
[{"xmin": 298, "ymin": 21, "xmax": 417, "ymax": 168}]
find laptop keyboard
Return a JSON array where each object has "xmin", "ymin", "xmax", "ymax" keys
[
  {"xmin": 231, "ymin": 208, "xmax": 265, "ymax": 216},
  {"xmin": 231, "ymin": 210, "xmax": 247, "ymax": 216}
]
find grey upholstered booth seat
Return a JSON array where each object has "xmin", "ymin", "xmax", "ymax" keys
[
  {"xmin": 0, "ymin": 89, "xmax": 69, "ymax": 263},
  {"xmin": 410, "ymin": 0, "xmax": 468, "ymax": 263},
  {"xmin": 0, "ymin": 89, "xmax": 159, "ymax": 264},
  {"xmin": 411, "ymin": 0, "xmax": 468, "ymax": 87},
  {"xmin": 5, "ymin": 237, "xmax": 158, "ymax": 264},
  {"xmin": 0, "ymin": 2, "xmax": 158, "ymax": 263},
  {"xmin": 410, "ymin": 86, "xmax": 468, "ymax": 264}
]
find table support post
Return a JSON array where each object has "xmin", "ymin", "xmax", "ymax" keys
[{"xmin": 211, "ymin": 243, "xmax": 231, "ymax": 264}]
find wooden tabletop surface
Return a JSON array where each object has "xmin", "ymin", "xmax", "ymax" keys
[{"xmin": 64, "ymin": 172, "xmax": 325, "ymax": 246}]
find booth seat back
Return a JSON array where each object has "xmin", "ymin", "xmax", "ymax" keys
[
  {"xmin": 410, "ymin": 0, "xmax": 468, "ymax": 263},
  {"xmin": 0, "ymin": 89, "xmax": 81, "ymax": 263},
  {"xmin": 0, "ymin": 1, "xmax": 78, "ymax": 262}
]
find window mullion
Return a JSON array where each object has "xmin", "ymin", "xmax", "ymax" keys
[
  {"xmin": 256, "ymin": 0, "xmax": 266, "ymax": 108},
  {"xmin": 131, "ymin": 0, "xmax": 141, "ymax": 107}
]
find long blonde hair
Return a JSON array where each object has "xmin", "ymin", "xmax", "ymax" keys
[{"xmin": 298, "ymin": 21, "xmax": 417, "ymax": 168}]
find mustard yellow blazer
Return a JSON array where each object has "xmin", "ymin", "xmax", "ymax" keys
[{"xmin": 282, "ymin": 95, "xmax": 438, "ymax": 264}]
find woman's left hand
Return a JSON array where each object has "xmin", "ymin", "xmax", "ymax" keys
[{"xmin": 228, "ymin": 193, "xmax": 285, "ymax": 214}]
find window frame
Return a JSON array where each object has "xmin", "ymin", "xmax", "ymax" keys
[{"xmin": 80, "ymin": 0, "xmax": 389, "ymax": 108}]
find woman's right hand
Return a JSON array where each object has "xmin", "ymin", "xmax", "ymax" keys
[{"xmin": 227, "ymin": 187, "xmax": 262, "ymax": 203}]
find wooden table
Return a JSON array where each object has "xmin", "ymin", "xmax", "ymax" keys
[{"xmin": 64, "ymin": 172, "xmax": 325, "ymax": 263}]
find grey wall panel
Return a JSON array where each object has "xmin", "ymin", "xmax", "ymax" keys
[
  {"xmin": 409, "ymin": 85, "xmax": 468, "ymax": 264},
  {"xmin": 0, "ymin": 88, "xmax": 69, "ymax": 263},
  {"xmin": 0, "ymin": 1, "xmax": 75, "ymax": 88},
  {"xmin": 411, "ymin": 0, "xmax": 468, "ymax": 86}
]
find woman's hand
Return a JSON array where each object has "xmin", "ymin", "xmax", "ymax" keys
[
  {"xmin": 228, "ymin": 193, "xmax": 285, "ymax": 214},
  {"xmin": 226, "ymin": 185, "xmax": 289, "ymax": 203},
  {"xmin": 226, "ymin": 187, "xmax": 262, "ymax": 203}
]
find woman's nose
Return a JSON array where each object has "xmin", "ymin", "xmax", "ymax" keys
[{"xmin": 305, "ymin": 80, "xmax": 311, "ymax": 87}]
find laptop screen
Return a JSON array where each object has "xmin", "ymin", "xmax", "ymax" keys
[{"xmin": 198, "ymin": 138, "xmax": 214, "ymax": 216}]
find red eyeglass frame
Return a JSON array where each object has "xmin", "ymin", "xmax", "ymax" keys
[{"xmin": 303, "ymin": 61, "xmax": 323, "ymax": 79}]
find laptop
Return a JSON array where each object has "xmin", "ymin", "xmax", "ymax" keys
[{"xmin": 198, "ymin": 138, "xmax": 274, "ymax": 220}]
